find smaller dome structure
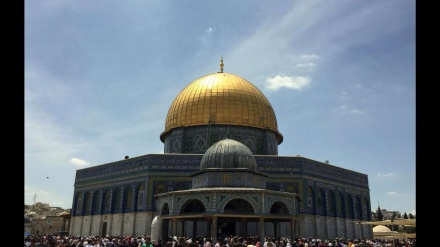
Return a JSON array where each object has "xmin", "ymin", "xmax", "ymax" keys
[
  {"xmin": 59, "ymin": 211, "xmax": 70, "ymax": 216},
  {"xmin": 373, "ymin": 225, "xmax": 391, "ymax": 232},
  {"xmin": 200, "ymin": 138, "xmax": 257, "ymax": 171}
]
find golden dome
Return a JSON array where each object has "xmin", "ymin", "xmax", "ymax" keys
[{"xmin": 160, "ymin": 72, "xmax": 283, "ymax": 143}]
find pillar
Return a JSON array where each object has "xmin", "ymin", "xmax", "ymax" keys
[
  {"xmin": 172, "ymin": 219, "xmax": 177, "ymax": 237},
  {"xmin": 192, "ymin": 220, "xmax": 198, "ymax": 239},
  {"xmin": 290, "ymin": 219, "xmax": 295, "ymax": 240},
  {"xmin": 259, "ymin": 218, "xmax": 265, "ymax": 242},
  {"xmin": 241, "ymin": 218, "xmax": 247, "ymax": 239},
  {"xmin": 211, "ymin": 216, "xmax": 218, "ymax": 242}
]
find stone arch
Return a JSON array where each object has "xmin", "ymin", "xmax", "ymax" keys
[
  {"xmin": 217, "ymin": 194, "xmax": 259, "ymax": 214},
  {"xmin": 179, "ymin": 198, "xmax": 207, "ymax": 214},
  {"xmin": 222, "ymin": 198, "xmax": 255, "ymax": 214},
  {"xmin": 269, "ymin": 201, "xmax": 290, "ymax": 215},
  {"xmin": 160, "ymin": 202, "xmax": 170, "ymax": 215}
]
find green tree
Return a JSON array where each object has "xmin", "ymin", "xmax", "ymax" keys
[
  {"xmin": 377, "ymin": 206, "xmax": 384, "ymax": 221},
  {"xmin": 403, "ymin": 212, "xmax": 408, "ymax": 219},
  {"xmin": 409, "ymin": 213, "xmax": 414, "ymax": 219}
]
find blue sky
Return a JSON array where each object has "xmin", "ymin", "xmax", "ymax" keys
[{"xmin": 25, "ymin": 0, "xmax": 416, "ymax": 216}]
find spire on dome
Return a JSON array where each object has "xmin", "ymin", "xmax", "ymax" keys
[{"xmin": 219, "ymin": 56, "xmax": 224, "ymax": 73}]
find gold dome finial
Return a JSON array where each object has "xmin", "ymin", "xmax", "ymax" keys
[{"xmin": 219, "ymin": 55, "xmax": 224, "ymax": 73}]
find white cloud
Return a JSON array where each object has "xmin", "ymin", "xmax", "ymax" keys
[
  {"xmin": 69, "ymin": 157, "xmax": 92, "ymax": 167},
  {"xmin": 206, "ymin": 27, "xmax": 215, "ymax": 33},
  {"xmin": 265, "ymin": 75, "xmax": 310, "ymax": 91},
  {"xmin": 349, "ymin": 109, "xmax": 364, "ymax": 114},
  {"xmin": 334, "ymin": 105, "xmax": 365, "ymax": 115},
  {"xmin": 294, "ymin": 63, "xmax": 316, "ymax": 68},
  {"xmin": 387, "ymin": 191, "xmax": 399, "ymax": 196},
  {"xmin": 377, "ymin": 173, "xmax": 395, "ymax": 177},
  {"xmin": 200, "ymin": 26, "xmax": 216, "ymax": 44},
  {"xmin": 300, "ymin": 54, "xmax": 321, "ymax": 60}
]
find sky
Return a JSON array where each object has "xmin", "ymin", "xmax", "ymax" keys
[{"xmin": 25, "ymin": 0, "xmax": 416, "ymax": 216}]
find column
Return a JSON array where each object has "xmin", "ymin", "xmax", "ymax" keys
[
  {"xmin": 172, "ymin": 219, "xmax": 177, "ymax": 237},
  {"xmin": 241, "ymin": 218, "xmax": 247, "ymax": 239},
  {"xmin": 258, "ymin": 218, "xmax": 265, "ymax": 242},
  {"xmin": 192, "ymin": 220, "xmax": 198, "ymax": 239},
  {"xmin": 290, "ymin": 219, "xmax": 295, "ymax": 240},
  {"xmin": 181, "ymin": 220, "xmax": 185, "ymax": 236},
  {"xmin": 211, "ymin": 216, "xmax": 218, "ymax": 242}
]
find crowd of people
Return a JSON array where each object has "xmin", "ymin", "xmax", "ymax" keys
[{"xmin": 24, "ymin": 234, "xmax": 416, "ymax": 247}]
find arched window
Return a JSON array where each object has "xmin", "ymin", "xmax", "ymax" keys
[
  {"xmin": 338, "ymin": 192, "xmax": 345, "ymax": 217},
  {"xmin": 93, "ymin": 191, "xmax": 101, "ymax": 214},
  {"xmin": 355, "ymin": 196, "xmax": 362, "ymax": 220},
  {"xmin": 347, "ymin": 195, "xmax": 354, "ymax": 219},
  {"xmin": 362, "ymin": 197, "xmax": 370, "ymax": 220},
  {"xmin": 75, "ymin": 193, "xmax": 83, "ymax": 215},
  {"xmin": 328, "ymin": 191, "xmax": 336, "ymax": 216},
  {"xmin": 136, "ymin": 184, "xmax": 145, "ymax": 210},
  {"xmin": 84, "ymin": 192, "xmax": 92, "ymax": 214},
  {"xmin": 125, "ymin": 186, "xmax": 134, "ymax": 210},
  {"xmin": 318, "ymin": 189, "xmax": 326, "ymax": 215},
  {"xmin": 306, "ymin": 187, "xmax": 315, "ymax": 213},
  {"xmin": 114, "ymin": 188, "xmax": 122, "ymax": 211},
  {"xmin": 103, "ymin": 190, "xmax": 112, "ymax": 212}
]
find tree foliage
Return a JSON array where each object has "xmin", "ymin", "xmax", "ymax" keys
[
  {"xmin": 377, "ymin": 206, "xmax": 384, "ymax": 221},
  {"xmin": 403, "ymin": 212, "xmax": 408, "ymax": 219}
]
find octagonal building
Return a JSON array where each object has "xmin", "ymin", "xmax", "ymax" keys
[{"xmin": 70, "ymin": 58, "xmax": 373, "ymax": 241}]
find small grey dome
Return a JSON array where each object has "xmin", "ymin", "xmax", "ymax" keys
[{"xmin": 200, "ymin": 139, "xmax": 257, "ymax": 170}]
